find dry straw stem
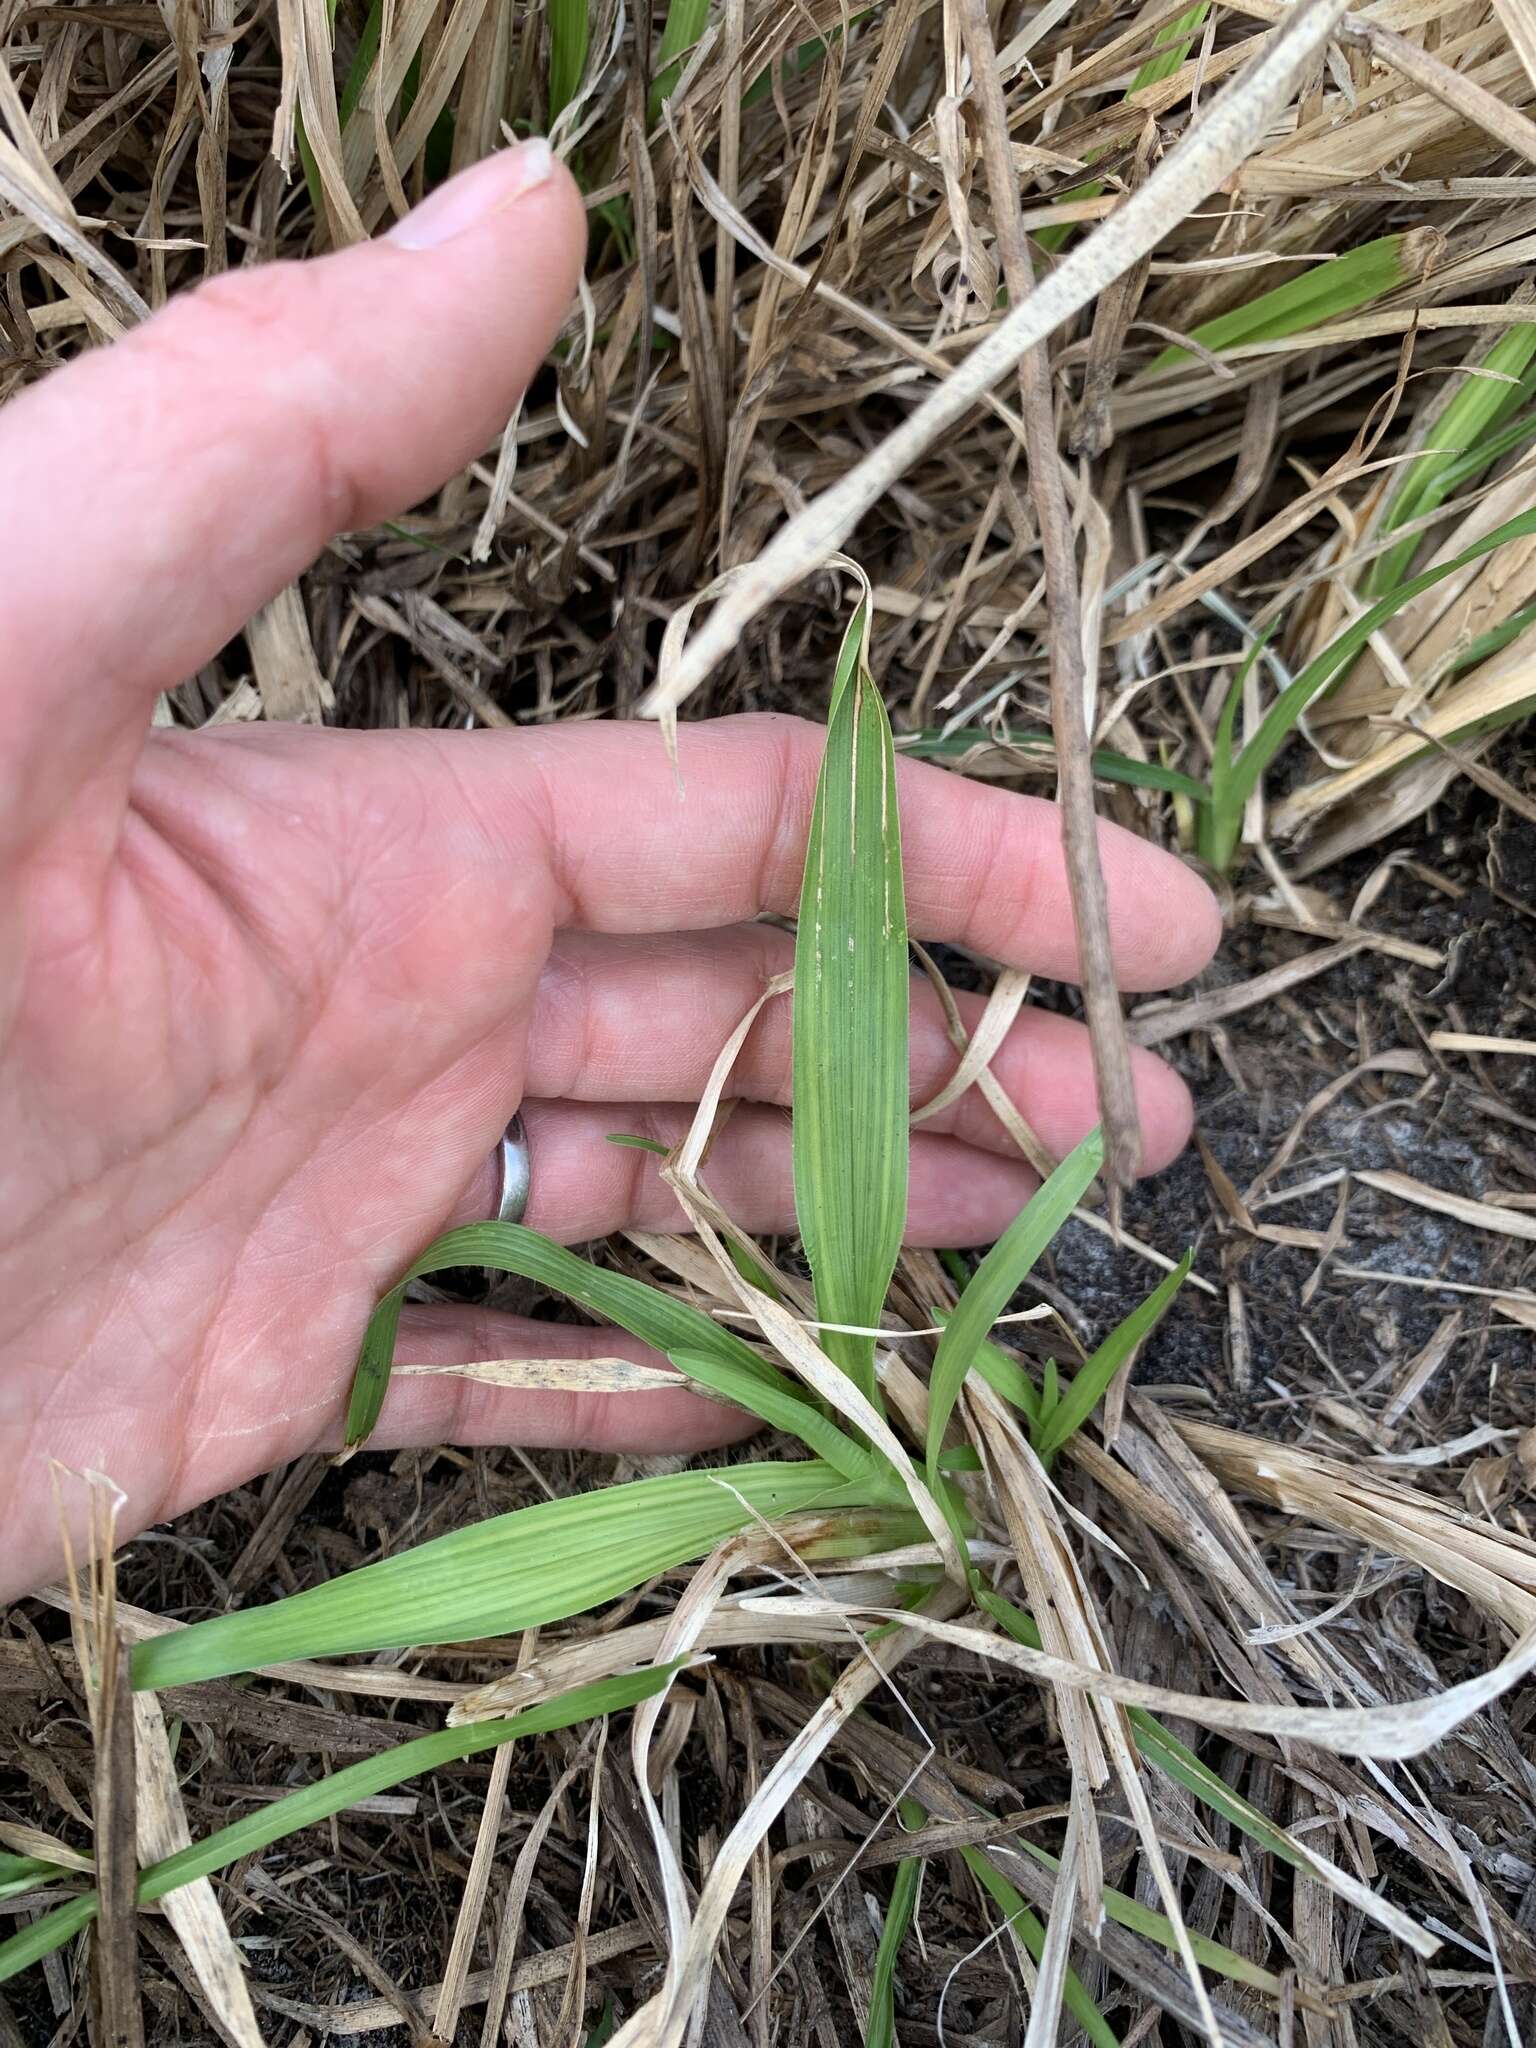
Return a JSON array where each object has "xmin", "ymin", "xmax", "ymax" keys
[
  {"xmin": 1355, "ymin": 1167, "xmax": 1536, "ymax": 1243},
  {"xmin": 957, "ymin": 0, "xmax": 1143, "ymax": 1193},
  {"xmin": 643, "ymin": 0, "xmax": 1353, "ymax": 714},
  {"xmin": 755, "ymin": 1596, "xmax": 1536, "ymax": 1761}
]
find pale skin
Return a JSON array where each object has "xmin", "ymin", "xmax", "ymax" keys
[{"xmin": 0, "ymin": 144, "xmax": 1222, "ymax": 1604}]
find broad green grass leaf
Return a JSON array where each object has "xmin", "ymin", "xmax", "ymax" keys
[
  {"xmin": 864, "ymin": 1799, "xmax": 925, "ymax": 2048},
  {"xmin": 0, "ymin": 1667, "xmax": 676, "ymax": 1985},
  {"xmin": 1035, "ymin": 1253, "xmax": 1192, "ymax": 1461},
  {"xmin": 345, "ymin": 1220, "xmax": 787, "ymax": 1446},
  {"xmin": 1365, "ymin": 326, "xmax": 1536, "ymax": 598},
  {"xmin": 898, "ymin": 728, "xmax": 1209, "ymax": 800},
  {"xmin": 1148, "ymin": 233, "xmax": 1415, "ymax": 374},
  {"xmin": 131, "ymin": 1460, "xmax": 896, "ymax": 1690},
  {"xmin": 793, "ymin": 607, "xmax": 909, "ymax": 1406},
  {"xmin": 548, "ymin": 0, "xmax": 589, "ymax": 119},
  {"xmin": 924, "ymin": 1130, "xmax": 1103, "ymax": 1473},
  {"xmin": 650, "ymin": 0, "xmax": 710, "ymax": 120},
  {"xmin": 960, "ymin": 1848, "xmax": 1121, "ymax": 2047}
]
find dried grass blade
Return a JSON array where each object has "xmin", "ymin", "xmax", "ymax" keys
[
  {"xmin": 773, "ymin": 1603, "xmax": 1536, "ymax": 1763},
  {"xmin": 0, "ymin": 1668, "xmax": 680, "ymax": 1987},
  {"xmin": 132, "ymin": 1694, "xmax": 263, "ymax": 2046},
  {"xmin": 644, "ymin": 0, "xmax": 1353, "ymax": 711},
  {"xmin": 345, "ymin": 1219, "xmax": 784, "ymax": 1444}
]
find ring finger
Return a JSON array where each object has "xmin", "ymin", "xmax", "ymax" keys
[{"xmin": 517, "ymin": 925, "xmax": 1194, "ymax": 1168}]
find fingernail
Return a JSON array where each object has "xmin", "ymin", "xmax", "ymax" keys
[{"xmin": 387, "ymin": 140, "xmax": 555, "ymax": 251}]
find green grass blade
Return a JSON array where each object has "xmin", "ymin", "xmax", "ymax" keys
[
  {"xmin": 131, "ymin": 1459, "xmax": 894, "ymax": 1690},
  {"xmin": 897, "ymin": 728, "xmax": 1209, "ymax": 800},
  {"xmin": 585, "ymin": 1996, "xmax": 618, "ymax": 2047},
  {"xmin": 1036, "ymin": 3, "xmax": 1210, "ymax": 254},
  {"xmin": 345, "ymin": 1220, "xmax": 787, "ymax": 1446},
  {"xmin": 981, "ymin": 1585, "xmax": 1343, "ymax": 1894},
  {"xmin": 1034, "ymin": 1253, "xmax": 1191, "ymax": 1462},
  {"xmin": 793, "ymin": 606, "xmax": 910, "ymax": 1407},
  {"xmin": 0, "ymin": 1855, "xmax": 61, "ymax": 1902},
  {"xmin": 1147, "ymin": 233, "xmax": 1414, "ymax": 374},
  {"xmin": 649, "ymin": 0, "xmax": 710, "ymax": 120},
  {"xmin": 970, "ymin": 1331, "xmax": 1043, "ymax": 1426},
  {"xmin": 339, "ymin": 0, "xmax": 385, "ymax": 127},
  {"xmin": 1200, "ymin": 625, "xmax": 1271, "ymax": 868},
  {"xmin": 0, "ymin": 1667, "xmax": 676, "ymax": 1986},
  {"xmin": 669, "ymin": 1351, "xmax": 876, "ymax": 1482},
  {"xmin": 924, "ymin": 1130, "xmax": 1103, "ymax": 1474},
  {"xmin": 863, "ymin": 1799, "xmax": 925, "ymax": 2048},
  {"xmin": 1364, "ymin": 323, "xmax": 1536, "ymax": 599},
  {"xmin": 1433, "ymin": 399, "xmax": 1536, "ymax": 503},
  {"xmin": 1449, "ymin": 601, "xmax": 1536, "ymax": 681},
  {"xmin": 548, "ymin": 0, "xmax": 589, "ymax": 120},
  {"xmin": 1009, "ymin": 1838, "xmax": 1282, "ymax": 1993},
  {"xmin": 960, "ymin": 1847, "xmax": 1121, "ymax": 2047},
  {"xmin": 1224, "ymin": 503, "xmax": 1536, "ymax": 831},
  {"xmin": 1126, "ymin": 1710, "xmax": 1308, "ymax": 1873}
]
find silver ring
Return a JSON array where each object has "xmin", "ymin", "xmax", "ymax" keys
[{"xmin": 493, "ymin": 1112, "xmax": 531, "ymax": 1225}]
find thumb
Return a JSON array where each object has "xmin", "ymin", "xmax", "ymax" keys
[{"xmin": 0, "ymin": 140, "xmax": 585, "ymax": 863}]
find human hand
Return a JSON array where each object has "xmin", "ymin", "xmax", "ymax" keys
[{"xmin": 0, "ymin": 144, "xmax": 1220, "ymax": 1602}]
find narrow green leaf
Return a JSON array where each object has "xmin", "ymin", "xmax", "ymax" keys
[
  {"xmin": 793, "ymin": 607, "xmax": 909, "ymax": 1406},
  {"xmin": 1039, "ymin": 1356, "xmax": 1060, "ymax": 1426},
  {"xmin": 650, "ymin": 0, "xmax": 710, "ymax": 120},
  {"xmin": 1126, "ymin": 1710, "xmax": 1310, "ymax": 1871},
  {"xmin": 924, "ymin": 1130, "xmax": 1103, "ymax": 1474},
  {"xmin": 1224, "ymin": 504, "xmax": 1536, "ymax": 830},
  {"xmin": 0, "ymin": 1854, "xmax": 62, "ymax": 1902},
  {"xmin": 131, "ymin": 1459, "xmax": 894, "ymax": 1691},
  {"xmin": 864, "ymin": 1799, "xmax": 925, "ymax": 2048},
  {"xmin": 1365, "ymin": 323, "xmax": 1536, "ymax": 598},
  {"xmin": 897, "ymin": 728, "xmax": 1210, "ymax": 800},
  {"xmin": 1036, "ymin": 1, "xmax": 1210, "ymax": 256},
  {"xmin": 979, "ymin": 1586, "xmax": 1339, "ymax": 1892},
  {"xmin": 1200, "ymin": 632, "xmax": 1270, "ymax": 871},
  {"xmin": 929, "ymin": 1306, "xmax": 1045, "ymax": 1424},
  {"xmin": 960, "ymin": 1848, "xmax": 1122, "ymax": 2048},
  {"xmin": 345, "ymin": 1220, "xmax": 784, "ymax": 1447},
  {"xmin": 1148, "ymin": 233, "xmax": 1416, "ymax": 373},
  {"xmin": 1035, "ymin": 1253, "xmax": 1192, "ymax": 1461},
  {"xmin": 606, "ymin": 1132, "xmax": 671, "ymax": 1154},
  {"xmin": 969, "ymin": 1332, "xmax": 1042, "ymax": 1425},
  {"xmin": 585, "ymin": 1995, "xmax": 619, "ymax": 2047},
  {"xmin": 1434, "ymin": 399, "xmax": 1536, "ymax": 502},
  {"xmin": 668, "ymin": 1351, "xmax": 876, "ymax": 1483},
  {"xmin": 1011, "ymin": 1837, "xmax": 1283, "ymax": 1993},
  {"xmin": 0, "ymin": 1667, "xmax": 676, "ymax": 1986},
  {"xmin": 548, "ymin": 0, "xmax": 589, "ymax": 119}
]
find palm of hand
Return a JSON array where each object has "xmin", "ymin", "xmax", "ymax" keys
[{"xmin": 0, "ymin": 149, "xmax": 1218, "ymax": 1600}]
